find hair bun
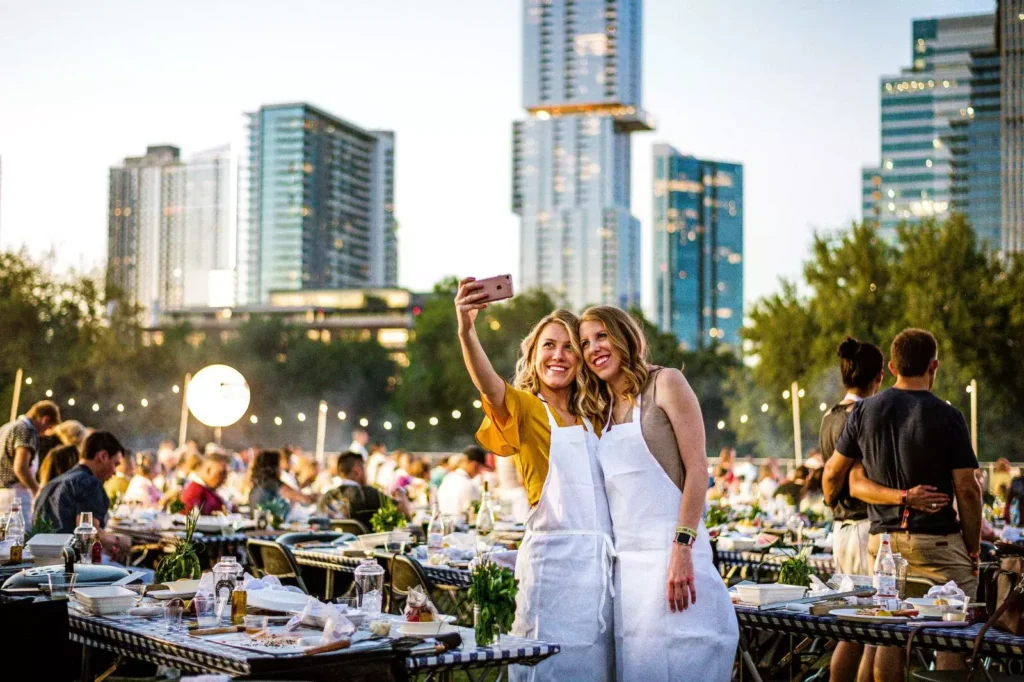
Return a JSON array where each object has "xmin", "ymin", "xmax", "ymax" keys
[{"xmin": 838, "ymin": 337, "xmax": 861, "ymax": 360}]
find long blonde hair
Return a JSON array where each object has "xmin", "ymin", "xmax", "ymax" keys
[
  {"xmin": 578, "ymin": 306, "xmax": 651, "ymax": 415},
  {"xmin": 512, "ymin": 309, "xmax": 603, "ymax": 425}
]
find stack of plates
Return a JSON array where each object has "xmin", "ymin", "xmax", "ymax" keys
[{"xmin": 71, "ymin": 585, "xmax": 138, "ymax": 615}]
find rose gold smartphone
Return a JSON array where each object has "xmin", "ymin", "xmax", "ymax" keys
[{"xmin": 475, "ymin": 274, "xmax": 514, "ymax": 303}]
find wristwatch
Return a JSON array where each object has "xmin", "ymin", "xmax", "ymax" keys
[{"xmin": 674, "ymin": 526, "xmax": 696, "ymax": 547}]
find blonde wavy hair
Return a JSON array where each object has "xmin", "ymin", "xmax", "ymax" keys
[
  {"xmin": 578, "ymin": 306, "xmax": 651, "ymax": 414},
  {"xmin": 512, "ymin": 309, "xmax": 603, "ymax": 426}
]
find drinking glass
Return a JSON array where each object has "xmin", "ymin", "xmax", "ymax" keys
[
  {"xmin": 48, "ymin": 572, "xmax": 77, "ymax": 599},
  {"xmin": 193, "ymin": 594, "xmax": 218, "ymax": 627},
  {"xmin": 163, "ymin": 598, "xmax": 184, "ymax": 632},
  {"xmin": 336, "ymin": 596, "xmax": 358, "ymax": 612}
]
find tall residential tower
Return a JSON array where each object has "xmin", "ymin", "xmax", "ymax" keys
[
  {"xmin": 652, "ymin": 145, "xmax": 743, "ymax": 351},
  {"xmin": 237, "ymin": 103, "xmax": 397, "ymax": 305},
  {"xmin": 107, "ymin": 145, "xmax": 232, "ymax": 324},
  {"xmin": 513, "ymin": 0, "xmax": 652, "ymax": 310}
]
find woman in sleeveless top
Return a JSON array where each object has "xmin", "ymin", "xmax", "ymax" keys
[
  {"xmin": 455, "ymin": 278, "xmax": 615, "ymax": 682},
  {"xmin": 578, "ymin": 306, "xmax": 738, "ymax": 682}
]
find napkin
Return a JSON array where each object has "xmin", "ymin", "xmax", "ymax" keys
[
  {"xmin": 285, "ymin": 595, "xmax": 355, "ymax": 639},
  {"xmin": 926, "ymin": 580, "xmax": 966, "ymax": 600},
  {"xmin": 469, "ymin": 550, "xmax": 518, "ymax": 572}
]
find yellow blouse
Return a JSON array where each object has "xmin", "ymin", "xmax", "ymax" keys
[{"xmin": 475, "ymin": 383, "xmax": 567, "ymax": 508}]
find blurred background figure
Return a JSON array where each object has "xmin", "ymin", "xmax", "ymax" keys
[
  {"xmin": 991, "ymin": 458, "xmax": 1013, "ymax": 501},
  {"xmin": 181, "ymin": 452, "xmax": 231, "ymax": 514},
  {"xmin": 124, "ymin": 450, "xmax": 166, "ymax": 508},
  {"xmin": 249, "ymin": 448, "xmax": 314, "ymax": 512},
  {"xmin": 348, "ymin": 427, "xmax": 370, "ymax": 460},
  {"xmin": 366, "ymin": 442, "xmax": 388, "ymax": 485},
  {"xmin": 104, "ymin": 445, "xmax": 135, "ymax": 499},
  {"xmin": 756, "ymin": 463, "xmax": 779, "ymax": 501},
  {"xmin": 38, "ymin": 420, "xmax": 88, "ymax": 487},
  {"xmin": 495, "ymin": 451, "xmax": 530, "ymax": 522},
  {"xmin": 437, "ymin": 445, "xmax": 491, "ymax": 518},
  {"xmin": 775, "ymin": 466, "xmax": 809, "ymax": 506}
]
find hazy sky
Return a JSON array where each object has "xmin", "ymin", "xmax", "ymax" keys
[{"xmin": 0, "ymin": 0, "xmax": 995, "ymax": 316}]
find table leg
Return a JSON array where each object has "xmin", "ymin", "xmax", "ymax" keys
[
  {"xmin": 80, "ymin": 645, "xmax": 93, "ymax": 682},
  {"xmin": 326, "ymin": 569, "xmax": 335, "ymax": 601}
]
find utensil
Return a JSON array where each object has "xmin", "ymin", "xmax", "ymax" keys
[
  {"xmin": 758, "ymin": 587, "xmax": 876, "ymax": 611},
  {"xmin": 190, "ymin": 625, "xmax": 244, "ymax": 637},
  {"xmin": 304, "ymin": 638, "xmax": 352, "ymax": 655},
  {"xmin": 112, "ymin": 571, "xmax": 146, "ymax": 586}
]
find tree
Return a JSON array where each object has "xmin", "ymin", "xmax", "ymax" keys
[{"xmin": 736, "ymin": 214, "xmax": 1024, "ymax": 460}]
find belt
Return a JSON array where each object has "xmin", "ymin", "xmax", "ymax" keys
[{"xmin": 525, "ymin": 529, "xmax": 616, "ymax": 633}]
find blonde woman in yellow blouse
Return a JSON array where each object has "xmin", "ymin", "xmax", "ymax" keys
[{"xmin": 455, "ymin": 277, "xmax": 615, "ymax": 682}]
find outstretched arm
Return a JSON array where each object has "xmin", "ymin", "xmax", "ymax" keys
[{"xmin": 455, "ymin": 277, "xmax": 508, "ymax": 423}]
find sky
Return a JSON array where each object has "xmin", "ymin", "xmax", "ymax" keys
[{"xmin": 0, "ymin": 0, "xmax": 996, "ymax": 317}]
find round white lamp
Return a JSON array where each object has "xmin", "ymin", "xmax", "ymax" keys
[{"xmin": 186, "ymin": 364, "xmax": 251, "ymax": 429}]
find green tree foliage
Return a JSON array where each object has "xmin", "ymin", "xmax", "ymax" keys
[{"xmin": 736, "ymin": 214, "xmax": 1024, "ymax": 460}]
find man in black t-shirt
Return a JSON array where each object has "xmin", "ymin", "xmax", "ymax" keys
[{"xmin": 825, "ymin": 328, "xmax": 981, "ymax": 678}]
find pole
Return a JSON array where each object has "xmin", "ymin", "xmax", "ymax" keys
[
  {"xmin": 315, "ymin": 401, "xmax": 328, "ymax": 468},
  {"xmin": 178, "ymin": 373, "xmax": 192, "ymax": 447},
  {"xmin": 214, "ymin": 426, "xmax": 223, "ymax": 445},
  {"xmin": 970, "ymin": 378, "xmax": 978, "ymax": 455},
  {"xmin": 10, "ymin": 368, "xmax": 23, "ymax": 423},
  {"xmin": 791, "ymin": 381, "xmax": 802, "ymax": 466}
]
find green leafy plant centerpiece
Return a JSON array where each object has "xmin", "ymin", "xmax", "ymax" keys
[
  {"xmin": 257, "ymin": 497, "xmax": 291, "ymax": 530},
  {"xmin": 778, "ymin": 546, "xmax": 813, "ymax": 588},
  {"xmin": 468, "ymin": 558, "xmax": 519, "ymax": 647},
  {"xmin": 370, "ymin": 495, "xmax": 407, "ymax": 533},
  {"xmin": 155, "ymin": 507, "xmax": 203, "ymax": 583}
]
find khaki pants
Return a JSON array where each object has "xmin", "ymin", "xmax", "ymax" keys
[
  {"xmin": 833, "ymin": 519, "xmax": 871, "ymax": 576},
  {"xmin": 868, "ymin": 531, "xmax": 978, "ymax": 599}
]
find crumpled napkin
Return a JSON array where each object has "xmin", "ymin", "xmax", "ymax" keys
[
  {"xmin": 195, "ymin": 571, "xmax": 304, "ymax": 598},
  {"xmin": 927, "ymin": 580, "xmax": 966, "ymax": 600},
  {"xmin": 468, "ymin": 550, "xmax": 518, "ymax": 572},
  {"xmin": 808, "ymin": 574, "xmax": 836, "ymax": 596},
  {"xmin": 285, "ymin": 595, "xmax": 355, "ymax": 642}
]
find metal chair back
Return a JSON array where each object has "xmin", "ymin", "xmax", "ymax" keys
[
  {"xmin": 246, "ymin": 539, "xmax": 308, "ymax": 594},
  {"xmin": 277, "ymin": 531, "xmax": 343, "ymax": 547},
  {"xmin": 388, "ymin": 554, "xmax": 432, "ymax": 614}
]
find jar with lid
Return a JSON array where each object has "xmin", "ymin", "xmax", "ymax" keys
[
  {"xmin": 213, "ymin": 556, "xmax": 244, "ymax": 619},
  {"xmin": 354, "ymin": 558, "xmax": 385, "ymax": 618}
]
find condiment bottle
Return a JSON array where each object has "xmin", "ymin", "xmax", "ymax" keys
[{"xmin": 231, "ymin": 585, "xmax": 247, "ymax": 625}]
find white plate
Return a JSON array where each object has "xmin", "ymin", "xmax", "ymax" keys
[
  {"xmin": 905, "ymin": 597, "xmax": 964, "ymax": 617},
  {"xmin": 832, "ymin": 608, "xmax": 912, "ymax": 624},
  {"xmin": 246, "ymin": 589, "xmax": 313, "ymax": 613},
  {"xmin": 397, "ymin": 621, "xmax": 459, "ymax": 637},
  {"xmin": 150, "ymin": 589, "xmax": 197, "ymax": 600}
]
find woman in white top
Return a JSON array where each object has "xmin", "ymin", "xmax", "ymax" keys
[{"xmin": 579, "ymin": 306, "xmax": 738, "ymax": 682}]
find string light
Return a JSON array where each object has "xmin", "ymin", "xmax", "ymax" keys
[
  {"xmin": 45, "ymin": 390, "xmax": 53, "ymax": 397},
  {"xmin": 798, "ymin": 388, "xmax": 806, "ymax": 398},
  {"xmin": 383, "ymin": 421, "xmax": 393, "ymax": 430},
  {"xmin": 451, "ymin": 410, "xmax": 462, "ymax": 419},
  {"xmin": 116, "ymin": 404, "xmax": 124, "ymax": 413},
  {"xmin": 92, "ymin": 403, "xmax": 100, "ymax": 412},
  {"xmin": 297, "ymin": 413, "xmax": 306, "ymax": 422},
  {"xmin": 473, "ymin": 400, "xmax": 482, "ymax": 409},
  {"xmin": 24, "ymin": 377, "xmax": 32, "ymax": 385},
  {"xmin": 250, "ymin": 415, "xmax": 258, "ymax": 424},
  {"xmin": 274, "ymin": 417, "xmax": 283, "ymax": 426},
  {"xmin": 68, "ymin": 398, "xmax": 76, "ymax": 406},
  {"xmin": 429, "ymin": 417, "xmax": 439, "ymax": 426},
  {"xmin": 337, "ymin": 411, "xmax": 347, "ymax": 420},
  {"xmin": 319, "ymin": 403, "xmax": 328, "ymax": 414},
  {"xmin": 716, "ymin": 420, "xmax": 725, "ymax": 430},
  {"xmin": 141, "ymin": 399, "xmax": 149, "ymax": 407},
  {"xmin": 172, "ymin": 385, "xmax": 180, "ymax": 394},
  {"xmin": 819, "ymin": 403, "xmax": 827, "ymax": 411},
  {"xmin": 782, "ymin": 390, "xmax": 790, "ymax": 399},
  {"xmin": 359, "ymin": 418, "xmax": 369, "ymax": 427},
  {"xmin": 407, "ymin": 421, "xmax": 416, "ymax": 430},
  {"xmin": 760, "ymin": 403, "xmax": 769, "ymax": 413},
  {"xmin": 966, "ymin": 385, "xmax": 973, "ymax": 393},
  {"xmin": 740, "ymin": 414, "xmax": 748, "ymax": 424}
]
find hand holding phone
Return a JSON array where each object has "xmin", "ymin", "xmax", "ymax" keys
[{"xmin": 454, "ymin": 275, "xmax": 514, "ymax": 333}]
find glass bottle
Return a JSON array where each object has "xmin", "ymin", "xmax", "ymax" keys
[
  {"xmin": 873, "ymin": 533, "xmax": 897, "ymax": 603},
  {"xmin": 213, "ymin": 555, "xmax": 244, "ymax": 620},
  {"xmin": 476, "ymin": 481, "xmax": 495, "ymax": 538},
  {"xmin": 427, "ymin": 495, "xmax": 444, "ymax": 563},
  {"xmin": 231, "ymin": 585, "xmax": 248, "ymax": 625},
  {"xmin": 74, "ymin": 511, "xmax": 97, "ymax": 565}
]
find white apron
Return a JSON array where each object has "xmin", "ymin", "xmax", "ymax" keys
[
  {"xmin": 596, "ymin": 396, "xmax": 738, "ymax": 682},
  {"xmin": 510, "ymin": 404, "xmax": 616, "ymax": 682}
]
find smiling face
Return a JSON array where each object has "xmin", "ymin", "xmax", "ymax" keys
[
  {"xmin": 532, "ymin": 322, "xmax": 579, "ymax": 390},
  {"xmin": 579, "ymin": 319, "xmax": 623, "ymax": 382}
]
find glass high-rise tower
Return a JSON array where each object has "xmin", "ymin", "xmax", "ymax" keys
[
  {"xmin": 652, "ymin": 144, "xmax": 743, "ymax": 351},
  {"xmin": 237, "ymin": 103, "xmax": 397, "ymax": 305},
  {"xmin": 513, "ymin": 0, "xmax": 652, "ymax": 311},
  {"xmin": 107, "ymin": 145, "xmax": 232, "ymax": 324}
]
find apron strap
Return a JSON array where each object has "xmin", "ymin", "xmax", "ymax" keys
[
  {"xmin": 540, "ymin": 398, "xmax": 586, "ymax": 432},
  {"xmin": 606, "ymin": 395, "xmax": 642, "ymax": 430}
]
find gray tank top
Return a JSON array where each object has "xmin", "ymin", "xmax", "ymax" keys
[{"xmin": 615, "ymin": 368, "xmax": 686, "ymax": 493}]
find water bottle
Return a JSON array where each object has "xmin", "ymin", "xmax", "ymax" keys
[
  {"xmin": 74, "ymin": 512, "xmax": 97, "ymax": 565},
  {"xmin": 873, "ymin": 533, "xmax": 897, "ymax": 603},
  {"xmin": 5, "ymin": 500, "xmax": 25, "ymax": 547},
  {"xmin": 427, "ymin": 497, "xmax": 444, "ymax": 563},
  {"xmin": 354, "ymin": 558, "xmax": 384, "ymax": 618}
]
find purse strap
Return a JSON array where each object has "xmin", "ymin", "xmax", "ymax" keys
[{"xmin": 964, "ymin": 580, "xmax": 1024, "ymax": 680}]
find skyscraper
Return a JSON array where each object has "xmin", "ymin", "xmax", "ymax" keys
[
  {"xmin": 652, "ymin": 144, "xmax": 743, "ymax": 351},
  {"xmin": 861, "ymin": 13, "xmax": 994, "ymax": 241},
  {"xmin": 513, "ymin": 0, "xmax": 652, "ymax": 311},
  {"xmin": 999, "ymin": 0, "xmax": 1024, "ymax": 252},
  {"xmin": 107, "ymin": 145, "xmax": 232, "ymax": 324},
  {"xmin": 237, "ymin": 103, "xmax": 397, "ymax": 306}
]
